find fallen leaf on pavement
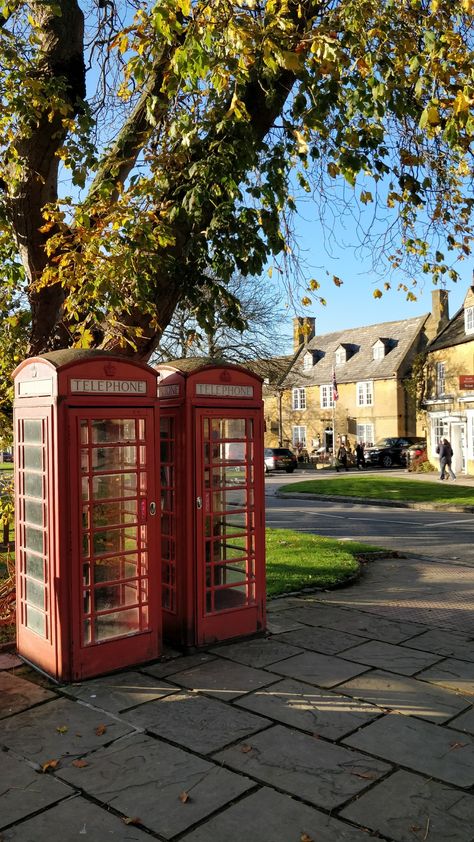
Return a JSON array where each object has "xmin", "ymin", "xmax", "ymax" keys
[
  {"xmin": 95, "ymin": 724, "xmax": 107, "ymax": 736},
  {"xmin": 122, "ymin": 817, "xmax": 141, "ymax": 825},
  {"xmin": 72, "ymin": 759, "xmax": 88, "ymax": 768},
  {"xmin": 56, "ymin": 725, "xmax": 68, "ymax": 734},
  {"xmin": 301, "ymin": 834, "xmax": 314, "ymax": 842},
  {"xmin": 240, "ymin": 744, "xmax": 252, "ymax": 753},
  {"xmin": 449, "ymin": 741, "xmax": 467, "ymax": 751},
  {"xmin": 41, "ymin": 759, "xmax": 59, "ymax": 773},
  {"xmin": 350, "ymin": 770, "xmax": 377, "ymax": 780},
  {"xmin": 179, "ymin": 791, "xmax": 190, "ymax": 803}
]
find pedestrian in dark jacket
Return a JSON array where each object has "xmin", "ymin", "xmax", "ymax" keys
[
  {"xmin": 437, "ymin": 438, "xmax": 456, "ymax": 480},
  {"xmin": 355, "ymin": 442, "xmax": 365, "ymax": 470},
  {"xmin": 336, "ymin": 444, "xmax": 349, "ymax": 472}
]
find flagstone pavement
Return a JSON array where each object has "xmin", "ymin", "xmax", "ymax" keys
[{"xmin": 2, "ymin": 552, "xmax": 474, "ymax": 842}]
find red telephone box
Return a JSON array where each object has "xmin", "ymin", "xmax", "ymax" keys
[
  {"xmin": 13, "ymin": 351, "xmax": 161, "ymax": 682},
  {"xmin": 156, "ymin": 361, "xmax": 266, "ymax": 649}
]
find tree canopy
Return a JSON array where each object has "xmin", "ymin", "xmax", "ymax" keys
[{"xmin": 0, "ymin": 0, "xmax": 472, "ymax": 371}]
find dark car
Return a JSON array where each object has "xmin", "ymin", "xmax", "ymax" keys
[
  {"xmin": 364, "ymin": 437, "xmax": 418, "ymax": 468},
  {"xmin": 401, "ymin": 439, "xmax": 427, "ymax": 467},
  {"xmin": 0, "ymin": 451, "xmax": 12, "ymax": 463},
  {"xmin": 264, "ymin": 447, "xmax": 298, "ymax": 474}
]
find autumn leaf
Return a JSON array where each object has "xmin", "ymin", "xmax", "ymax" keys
[
  {"xmin": 41, "ymin": 759, "xmax": 59, "ymax": 773},
  {"xmin": 301, "ymin": 834, "xmax": 314, "ymax": 842},
  {"xmin": 95, "ymin": 724, "xmax": 107, "ymax": 736},
  {"xmin": 449, "ymin": 741, "xmax": 467, "ymax": 751},
  {"xmin": 122, "ymin": 816, "xmax": 142, "ymax": 825},
  {"xmin": 350, "ymin": 770, "xmax": 377, "ymax": 780},
  {"xmin": 373, "ymin": 288, "xmax": 383, "ymax": 299},
  {"xmin": 332, "ymin": 275, "xmax": 343, "ymax": 287},
  {"xmin": 56, "ymin": 725, "xmax": 68, "ymax": 734},
  {"xmin": 179, "ymin": 791, "xmax": 190, "ymax": 803},
  {"xmin": 240, "ymin": 744, "xmax": 252, "ymax": 753},
  {"xmin": 72, "ymin": 759, "xmax": 88, "ymax": 768}
]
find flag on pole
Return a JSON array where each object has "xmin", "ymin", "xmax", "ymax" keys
[{"xmin": 332, "ymin": 368, "xmax": 339, "ymax": 403}]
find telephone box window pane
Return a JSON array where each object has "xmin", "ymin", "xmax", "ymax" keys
[
  {"xmin": 25, "ymin": 552, "xmax": 44, "ymax": 580},
  {"xmin": 94, "ymin": 608, "xmax": 140, "ymax": 641},
  {"xmin": 215, "ymin": 587, "xmax": 247, "ymax": 609},
  {"xmin": 24, "ymin": 446, "xmax": 42, "ymax": 470},
  {"xmin": 26, "ymin": 605, "xmax": 46, "ymax": 637},
  {"xmin": 91, "ymin": 446, "xmax": 137, "ymax": 471},
  {"xmin": 82, "ymin": 477, "xmax": 89, "ymax": 501},
  {"xmin": 92, "ymin": 500, "xmax": 137, "ymax": 528},
  {"xmin": 24, "ymin": 420, "xmax": 42, "ymax": 443},
  {"xmin": 26, "ymin": 578, "xmax": 45, "ymax": 609},
  {"xmin": 220, "ymin": 442, "xmax": 246, "ymax": 463},
  {"xmin": 82, "ymin": 534, "xmax": 90, "ymax": 558},
  {"xmin": 93, "ymin": 557, "xmax": 122, "ymax": 583},
  {"xmin": 93, "ymin": 527, "xmax": 138, "ymax": 556},
  {"xmin": 82, "ymin": 509, "xmax": 90, "ymax": 530},
  {"xmin": 83, "ymin": 619, "xmax": 91, "ymax": 645},
  {"xmin": 95, "ymin": 583, "xmax": 138, "ymax": 611},
  {"xmin": 25, "ymin": 526, "xmax": 43, "ymax": 554},
  {"xmin": 83, "ymin": 563, "xmax": 90, "ymax": 585},
  {"xmin": 91, "ymin": 419, "xmax": 136, "ymax": 443},
  {"xmin": 139, "ymin": 445, "xmax": 146, "ymax": 465},
  {"xmin": 124, "ymin": 556, "xmax": 139, "ymax": 578},
  {"xmin": 137, "ymin": 419, "xmax": 145, "ymax": 440},
  {"xmin": 92, "ymin": 473, "xmax": 137, "ymax": 499},
  {"xmin": 25, "ymin": 499, "xmax": 44, "ymax": 526},
  {"xmin": 25, "ymin": 473, "xmax": 43, "ymax": 498},
  {"xmin": 139, "ymin": 472, "xmax": 147, "ymax": 492},
  {"xmin": 80, "ymin": 421, "xmax": 89, "ymax": 444},
  {"xmin": 211, "ymin": 419, "xmax": 246, "ymax": 439},
  {"xmin": 160, "ymin": 417, "xmax": 171, "ymax": 435}
]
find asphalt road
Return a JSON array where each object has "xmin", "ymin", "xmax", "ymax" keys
[{"xmin": 264, "ymin": 470, "xmax": 474, "ymax": 563}]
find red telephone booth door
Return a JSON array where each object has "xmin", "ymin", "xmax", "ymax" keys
[
  {"xmin": 69, "ymin": 409, "xmax": 160, "ymax": 679},
  {"xmin": 195, "ymin": 410, "xmax": 265, "ymax": 645}
]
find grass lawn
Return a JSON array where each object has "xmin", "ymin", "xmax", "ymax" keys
[
  {"xmin": 266, "ymin": 527, "xmax": 382, "ymax": 598},
  {"xmin": 279, "ymin": 475, "xmax": 474, "ymax": 505}
]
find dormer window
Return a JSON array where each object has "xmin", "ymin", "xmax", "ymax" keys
[
  {"xmin": 335, "ymin": 347, "xmax": 346, "ymax": 366},
  {"xmin": 372, "ymin": 339, "xmax": 387, "ymax": 361},
  {"xmin": 465, "ymin": 306, "xmax": 474, "ymax": 335},
  {"xmin": 303, "ymin": 352, "xmax": 313, "ymax": 371}
]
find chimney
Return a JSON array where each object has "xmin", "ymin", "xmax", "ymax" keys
[
  {"xmin": 293, "ymin": 317, "xmax": 316, "ymax": 352},
  {"xmin": 430, "ymin": 289, "xmax": 449, "ymax": 336}
]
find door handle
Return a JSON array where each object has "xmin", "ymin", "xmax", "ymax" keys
[
  {"xmin": 196, "ymin": 496, "xmax": 202, "ymax": 509},
  {"xmin": 149, "ymin": 501, "xmax": 157, "ymax": 516}
]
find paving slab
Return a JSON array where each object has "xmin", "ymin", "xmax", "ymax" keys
[
  {"xmin": 235, "ymin": 677, "xmax": 381, "ymax": 740},
  {"xmin": 343, "ymin": 714, "xmax": 474, "ymax": 786},
  {"xmin": 0, "ymin": 751, "xmax": 74, "ymax": 830},
  {"xmin": 0, "ymin": 652, "xmax": 23, "ymax": 670},
  {"xmin": 294, "ymin": 605, "xmax": 426, "ymax": 644},
  {"xmin": 337, "ymin": 669, "xmax": 470, "ymax": 723},
  {"xmin": 0, "ymin": 696, "xmax": 133, "ymax": 765},
  {"xmin": 208, "ymin": 638, "xmax": 302, "ymax": 668},
  {"xmin": 447, "ymin": 707, "xmax": 474, "ymax": 735},
  {"xmin": 180, "ymin": 786, "xmax": 374, "ymax": 842},
  {"xmin": 266, "ymin": 614, "xmax": 306, "ymax": 634},
  {"xmin": 1, "ymin": 794, "xmax": 153, "ymax": 841},
  {"xmin": 274, "ymin": 625, "xmax": 367, "ymax": 655},
  {"xmin": 57, "ymin": 732, "xmax": 253, "ymax": 839},
  {"xmin": 168, "ymin": 657, "xmax": 280, "ymax": 699},
  {"xmin": 340, "ymin": 769, "xmax": 474, "ymax": 842},
  {"xmin": 402, "ymin": 629, "xmax": 474, "ymax": 662},
  {"xmin": 214, "ymin": 723, "xmax": 391, "ymax": 810},
  {"xmin": 419, "ymin": 657, "xmax": 474, "ymax": 696},
  {"xmin": 58, "ymin": 669, "xmax": 177, "ymax": 713},
  {"xmin": 0, "ymin": 671, "xmax": 56, "ymax": 720},
  {"xmin": 123, "ymin": 689, "xmax": 270, "ymax": 753},
  {"xmin": 268, "ymin": 650, "xmax": 370, "ymax": 688},
  {"xmin": 339, "ymin": 639, "xmax": 442, "ymax": 676},
  {"xmin": 141, "ymin": 652, "xmax": 217, "ymax": 678}
]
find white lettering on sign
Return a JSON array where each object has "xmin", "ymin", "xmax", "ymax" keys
[
  {"xmin": 18, "ymin": 379, "xmax": 53, "ymax": 397},
  {"xmin": 196, "ymin": 383, "xmax": 253, "ymax": 398},
  {"xmin": 70, "ymin": 379, "xmax": 147, "ymax": 395},
  {"xmin": 158, "ymin": 384, "xmax": 180, "ymax": 398}
]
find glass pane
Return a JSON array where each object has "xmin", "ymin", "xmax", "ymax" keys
[
  {"xmin": 160, "ymin": 441, "xmax": 173, "ymax": 462},
  {"xmin": 26, "ymin": 578, "xmax": 45, "ymax": 608},
  {"xmin": 24, "ymin": 446, "xmax": 42, "ymax": 470},
  {"xmin": 138, "ymin": 419, "xmax": 145, "ymax": 440},
  {"xmin": 24, "ymin": 420, "xmax": 42, "ymax": 444},
  {"xmin": 26, "ymin": 605, "xmax": 46, "ymax": 636},
  {"xmin": 92, "ymin": 500, "xmax": 137, "ymax": 528},
  {"xmin": 160, "ymin": 417, "xmax": 171, "ymax": 435},
  {"xmin": 25, "ymin": 552, "xmax": 44, "ymax": 580},
  {"xmin": 80, "ymin": 421, "xmax": 89, "ymax": 444},
  {"xmin": 214, "ymin": 587, "xmax": 247, "ymax": 610},
  {"xmin": 94, "ymin": 608, "xmax": 141, "ymax": 640},
  {"xmin": 25, "ymin": 499, "xmax": 44, "ymax": 526},
  {"xmin": 83, "ymin": 563, "xmax": 90, "ymax": 585},
  {"xmin": 95, "ymin": 582, "xmax": 138, "ymax": 611},
  {"xmin": 211, "ymin": 418, "xmax": 246, "ymax": 439},
  {"xmin": 25, "ymin": 526, "xmax": 43, "ymax": 554},
  {"xmin": 82, "ymin": 477, "xmax": 90, "ymax": 501},
  {"xmin": 82, "ymin": 534, "xmax": 90, "ymax": 558},
  {"xmin": 25, "ymin": 473, "xmax": 43, "ymax": 499},
  {"xmin": 91, "ymin": 419, "xmax": 136, "ymax": 444},
  {"xmin": 93, "ymin": 527, "xmax": 138, "ymax": 556},
  {"xmin": 92, "ymin": 473, "xmax": 137, "ymax": 499},
  {"xmin": 91, "ymin": 446, "xmax": 137, "ymax": 471},
  {"xmin": 124, "ymin": 556, "xmax": 139, "ymax": 578},
  {"xmin": 93, "ymin": 557, "xmax": 121, "ymax": 583},
  {"xmin": 83, "ymin": 619, "xmax": 91, "ymax": 645}
]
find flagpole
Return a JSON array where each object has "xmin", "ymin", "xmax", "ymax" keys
[{"xmin": 332, "ymin": 398, "xmax": 336, "ymax": 460}]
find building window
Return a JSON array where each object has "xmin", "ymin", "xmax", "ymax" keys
[
  {"xmin": 356, "ymin": 423, "xmax": 374, "ymax": 447},
  {"xmin": 431, "ymin": 416, "xmax": 447, "ymax": 455},
  {"xmin": 320, "ymin": 384, "xmax": 334, "ymax": 409},
  {"xmin": 292, "ymin": 388, "xmax": 306, "ymax": 410},
  {"xmin": 436, "ymin": 361, "xmax": 446, "ymax": 396},
  {"xmin": 468, "ymin": 413, "xmax": 474, "ymax": 459},
  {"xmin": 303, "ymin": 353, "xmax": 312, "ymax": 371},
  {"xmin": 292, "ymin": 426, "xmax": 306, "ymax": 448},
  {"xmin": 372, "ymin": 342, "xmax": 385, "ymax": 361},
  {"xmin": 357, "ymin": 381, "xmax": 373, "ymax": 406},
  {"xmin": 465, "ymin": 306, "xmax": 474, "ymax": 335},
  {"xmin": 335, "ymin": 348, "xmax": 346, "ymax": 366}
]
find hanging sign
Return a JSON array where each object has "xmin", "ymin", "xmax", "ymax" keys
[{"xmin": 459, "ymin": 375, "xmax": 474, "ymax": 390}]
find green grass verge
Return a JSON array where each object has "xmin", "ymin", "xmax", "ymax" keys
[
  {"xmin": 280, "ymin": 475, "xmax": 474, "ymax": 505},
  {"xmin": 266, "ymin": 528, "xmax": 381, "ymax": 598}
]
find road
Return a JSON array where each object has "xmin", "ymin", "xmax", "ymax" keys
[{"xmin": 264, "ymin": 470, "xmax": 474, "ymax": 563}]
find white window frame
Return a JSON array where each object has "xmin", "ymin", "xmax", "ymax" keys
[
  {"xmin": 372, "ymin": 342, "xmax": 385, "ymax": 361},
  {"xmin": 357, "ymin": 380, "xmax": 374, "ymax": 406},
  {"xmin": 431, "ymin": 414, "xmax": 448, "ymax": 456},
  {"xmin": 467, "ymin": 411, "xmax": 474, "ymax": 459},
  {"xmin": 303, "ymin": 353, "xmax": 313, "ymax": 371},
  {"xmin": 335, "ymin": 347, "xmax": 346, "ymax": 366},
  {"xmin": 292, "ymin": 426, "xmax": 306, "ymax": 447},
  {"xmin": 320, "ymin": 384, "xmax": 334, "ymax": 409},
  {"xmin": 356, "ymin": 423, "xmax": 374, "ymax": 446},
  {"xmin": 465, "ymin": 306, "xmax": 474, "ymax": 336},
  {"xmin": 292, "ymin": 387, "xmax": 306, "ymax": 410},
  {"xmin": 436, "ymin": 361, "xmax": 446, "ymax": 396}
]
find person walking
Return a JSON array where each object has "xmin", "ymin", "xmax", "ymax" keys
[
  {"xmin": 437, "ymin": 438, "xmax": 456, "ymax": 480},
  {"xmin": 355, "ymin": 441, "xmax": 365, "ymax": 470},
  {"xmin": 336, "ymin": 442, "xmax": 349, "ymax": 472}
]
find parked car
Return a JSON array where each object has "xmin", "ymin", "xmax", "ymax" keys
[
  {"xmin": 364, "ymin": 437, "xmax": 418, "ymax": 468},
  {"xmin": 401, "ymin": 439, "xmax": 427, "ymax": 467},
  {"xmin": 264, "ymin": 447, "xmax": 298, "ymax": 474},
  {"xmin": 0, "ymin": 451, "xmax": 12, "ymax": 463}
]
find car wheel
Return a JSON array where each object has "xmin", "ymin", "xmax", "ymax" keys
[
  {"xmin": 264, "ymin": 463, "xmax": 269, "ymax": 474},
  {"xmin": 285, "ymin": 468, "xmax": 295, "ymax": 473},
  {"xmin": 382, "ymin": 454, "xmax": 392, "ymax": 468}
]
